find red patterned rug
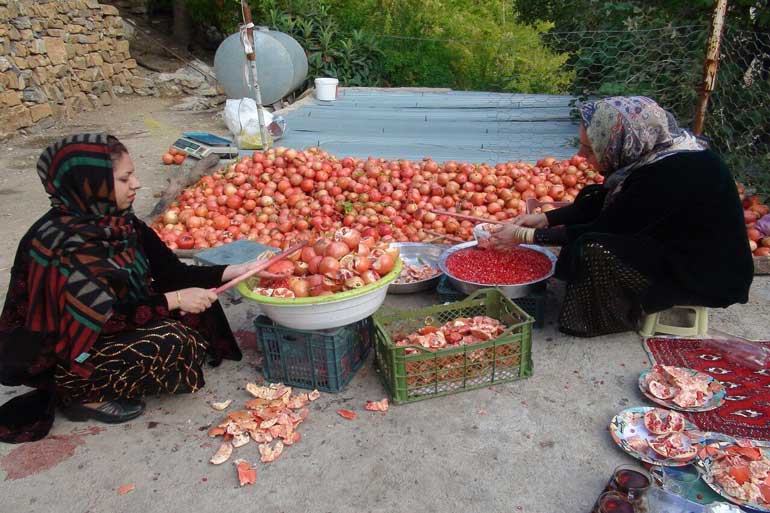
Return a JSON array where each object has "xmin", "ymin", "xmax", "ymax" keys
[{"xmin": 643, "ymin": 337, "xmax": 770, "ymax": 441}]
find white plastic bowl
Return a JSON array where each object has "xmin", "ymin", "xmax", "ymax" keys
[
  {"xmin": 236, "ymin": 260, "xmax": 402, "ymax": 330},
  {"xmin": 257, "ymin": 282, "xmax": 389, "ymax": 330}
]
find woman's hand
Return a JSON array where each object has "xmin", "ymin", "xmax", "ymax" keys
[
  {"xmin": 510, "ymin": 213, "xmax": 548, "ymax": 229},
  {"xmin": 489, "ymin": 223, "xmax": 535, "ymax": 251},
  {"xmin": 167, "ymin": 288, "xmax": 218, "ymax": 314}
]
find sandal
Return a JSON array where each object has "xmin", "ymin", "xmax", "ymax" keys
[{"xmin": 61, "ymin": 399, "xmax": 146, "ymax": 424}]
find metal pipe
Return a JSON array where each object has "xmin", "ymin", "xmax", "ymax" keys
[
  {"xmin": 693, "ymin": 0, "xmax": 728, "ymax": 136},
  {"xmin": 240, "ymin": 0, "xmax": 270, "ymax": 149}
]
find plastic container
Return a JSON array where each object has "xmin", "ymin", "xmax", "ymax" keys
[
  {"xmin": 237, "ymin": 260, "xmax": 402, "ymax": 330},
  {"xmin": 472, "ymin": 223, "xmax": 498, "ymax": 243},
  {"xmin": 315, "ymin": 77, "xmax": 339, "ymax": 101},
  {"xmin": 373, "ymin": 288, "xmax": 533, "ymax": 404},
  {"xmin": 255, "ymin": 315, "xmax": 372, "ymax": 392},
  {"xmin": 437, "ymin": 275, "xmax": 546, "ymax": 329}
]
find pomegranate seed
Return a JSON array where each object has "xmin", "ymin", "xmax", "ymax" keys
[{"xmin": 446, "ymin": 247, "xmax": 551, "ymax": 284}]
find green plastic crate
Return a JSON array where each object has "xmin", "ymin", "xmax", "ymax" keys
[
  {"xmin": 373, "ymin": 288, "xmax": 533, "ymax": 404},
  {"xmin": 254, "ymin": 316, "xmax": 372, "ymax": 392}
]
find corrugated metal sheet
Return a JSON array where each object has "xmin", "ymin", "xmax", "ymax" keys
[{"xmin": 274, "ymin": 88, "xmax": 580, "ymax": 164}]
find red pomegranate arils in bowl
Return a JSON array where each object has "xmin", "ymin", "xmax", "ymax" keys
[{"xmin": 445, "ymin": 246, "xmax": 552, "ymax": 285}]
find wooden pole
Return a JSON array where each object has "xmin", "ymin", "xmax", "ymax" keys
[
  {"xmin": 240, "ymin": 0, "xmax": 270, "ymax": 149},
  {"xmin": 693, "ymin": 0, "xmax": 728, "ymax": 136}
]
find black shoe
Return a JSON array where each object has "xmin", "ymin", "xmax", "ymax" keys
[{"xmin": 61, "ymin": 399, "xmax": 146, "ymax": 424}]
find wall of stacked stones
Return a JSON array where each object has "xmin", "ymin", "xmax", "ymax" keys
[{"xmin": 0, "ymin": 0, "xmax": 136, "ymax": 137}]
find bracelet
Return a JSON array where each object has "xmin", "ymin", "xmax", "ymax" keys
[{"xmin": 176, "ymin": 291, "xmax": 182, "ymax": 309}]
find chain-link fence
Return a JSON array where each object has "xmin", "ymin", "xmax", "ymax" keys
[
  {"xmin": 494, "ymin": 23, "xmax": 769, "ymax": 192},
  {"xmin": 709, "ymin": 26, "xmax": 770, "ymax": 192}
]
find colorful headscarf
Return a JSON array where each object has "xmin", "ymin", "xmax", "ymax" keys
[
  {"xmin": 578, "ymin": 96, "xmax": 705, "ymax": 194},
  {"xmin": 26, "ymin": 133, "xmax": 150, "ymax": 375}
]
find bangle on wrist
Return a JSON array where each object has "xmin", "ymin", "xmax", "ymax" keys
[{"xmin": 176, "ymin": 291, "xmax": 182, "ymax": 309}]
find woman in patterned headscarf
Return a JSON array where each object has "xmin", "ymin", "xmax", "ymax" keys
[
  {"xmin": 491, "ymin": 96, "xmax": 753, "ymax": 337},
  {"xmin": 0, "ymin": 134, "xmax": 267, "ymax": 443}
]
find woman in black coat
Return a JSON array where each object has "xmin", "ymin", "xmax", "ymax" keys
[{"xmin": 491, "ymin": 96, "xmax": 753, "ymax": 337}]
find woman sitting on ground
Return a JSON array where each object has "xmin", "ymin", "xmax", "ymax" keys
[
  {"xmin": 0, "ymin": 134, "xmax": 267, "ymax": 443},
  {"xmin": 491, "ymin": 96, "xmax": 753, "ymax": 337}
]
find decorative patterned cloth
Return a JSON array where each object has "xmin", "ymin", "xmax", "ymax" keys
[{"xmin": 644, "ymin": 337, "xmax": 770, "ymax": 441}]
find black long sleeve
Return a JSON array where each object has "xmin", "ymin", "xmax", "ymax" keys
[
  {"xmin": 534, "ymin": 227, "xmax": 568, "ymax": 245},
  {"xmin": 544, "ymin": 185, "xmax": 607, "ymax": 227}
]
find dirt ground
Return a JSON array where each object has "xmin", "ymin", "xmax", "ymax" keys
[{"xmin": 0, "ymin": 95, "xmax": 768, "ymax": 513}]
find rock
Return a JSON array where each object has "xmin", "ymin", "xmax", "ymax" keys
[
  {"xmin": 10, "ymin": 16, "xmax": 30, "ymax": 30},
  {"xmin": 115, "ymin": 39, "xmax": 129, "ymax": 55},
  {"xmin": 0, "ymin": 90, "xmax": 20, "ymax": 106},
  {"xmin": 7, "ymin": 104, "xmax": 32, "ymax": 128},
  {"xmin": 3, "ymin": 69, "xmax": 24, "ymax": 89},
  {"xmin": 29, "ymin": 102, "xmax": 52, "ymax": 122},
  {"xmin": 0, "ymin": 56, "xmax": 10, "ymax": 72},
  {"xmin": 29, "ymin": 39, "xmax": 45, "ymax": 54},
  {"xmin": 170, "ymin": 96, "xmax": 211, "ymax": 112},
  {"xmin": 153, "ymin": 72, "xmax": 180, "ymax": 84},
  {"xmin": 79, "ymin": 67, "xmax": 101, "ymax": 81},
  {"xmin": 197, "ymin": 85, "xmax": 218, "ymax": 97},
  {"xmin": 99, "ymin": 63, "xmax": 113, "ymax": 78},
  {"xmin": 157, "ymin": 82, "xmax": 182, "ymax": 97},
  {"xmin": 42, "ymin": 83, "xmax": 64, "ymax": 103},
  {"xmin": 130, "ymin": 76, "xmax": 153, "ymax": 90},
  {"xmin": 99, "ymin": 91, "xmax": 112, "ymax": 105},
  {"xmin": 86, "ymin": 52, "xmax": 103, "ymax": 67},
  {"xmin": 11, "ymin": 41, "xmax": 27, "ymax": 57},
  {"xmin": 177, "ymin": 74, "xmax": 203, "ymax": 89},
  {"xmin": 101, "ymin": 4, "xmax": 119, "ymax": 16},
  {"xmin": 22, "ymin": 85, "xmax": 45, "ymax": 102}
]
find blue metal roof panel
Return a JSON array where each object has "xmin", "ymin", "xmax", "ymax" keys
[{"xmin": 273, "ymin": 88, "xmax": 580, "ymax": 164}]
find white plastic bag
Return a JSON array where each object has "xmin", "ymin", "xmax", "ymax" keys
[
  {"xmin": 223, "ymin": 98, "xmax": 286, "ymax": 149},
  {"xmin": 224, "ymin": 98, "xmax": 272, "ymax": 134}
]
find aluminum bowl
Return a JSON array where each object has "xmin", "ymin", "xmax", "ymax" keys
[
  {"xmin": 388, "ymin": 242, "xmax": 444, "ymax": 294},
  {"xmin": 438, "ymin": 241, "xmax": 557, "ymax": 299}
]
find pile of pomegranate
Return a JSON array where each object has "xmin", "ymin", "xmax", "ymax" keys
[
  {"xmin": 739, "ymin": 183, "xmax": 770, "ymax": 258},
  {"xmin": 152, "ymin": 147, "xmax": 600, "ymax": 251}
]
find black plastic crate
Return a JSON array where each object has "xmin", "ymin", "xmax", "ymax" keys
[
  {"xmin": 254, "ymin": 316, "xmax": 372, "ymax": 392},
  {"xmin": 437, "ymin": 276, "xmax": 546, "ymax": 329}
]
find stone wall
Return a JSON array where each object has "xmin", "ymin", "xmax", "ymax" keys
[{"xmin": 0, "ymin": 0, "xmax": 136, "ymax": 137}]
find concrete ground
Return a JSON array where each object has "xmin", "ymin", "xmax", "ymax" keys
[{"xmin": 0, "ymin": 96, "xmax": 768, "ymax": 513}]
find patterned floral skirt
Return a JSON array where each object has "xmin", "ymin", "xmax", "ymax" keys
[{"xmin": 54, "ymin": 319, "xmax": 208, "ymax": 405}]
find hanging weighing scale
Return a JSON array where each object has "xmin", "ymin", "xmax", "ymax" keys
[{"xmin": 171, "ymin": 132, "xmax": 240, "ymax": 159}]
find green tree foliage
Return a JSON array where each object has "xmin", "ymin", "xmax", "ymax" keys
[
  {"xmin": 182, "ymin": 0, "xmax": 572, "ymax": 93},
  {"xmin": 327, "ymin": 0, "xmax": 572, "ymax": 93}
]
